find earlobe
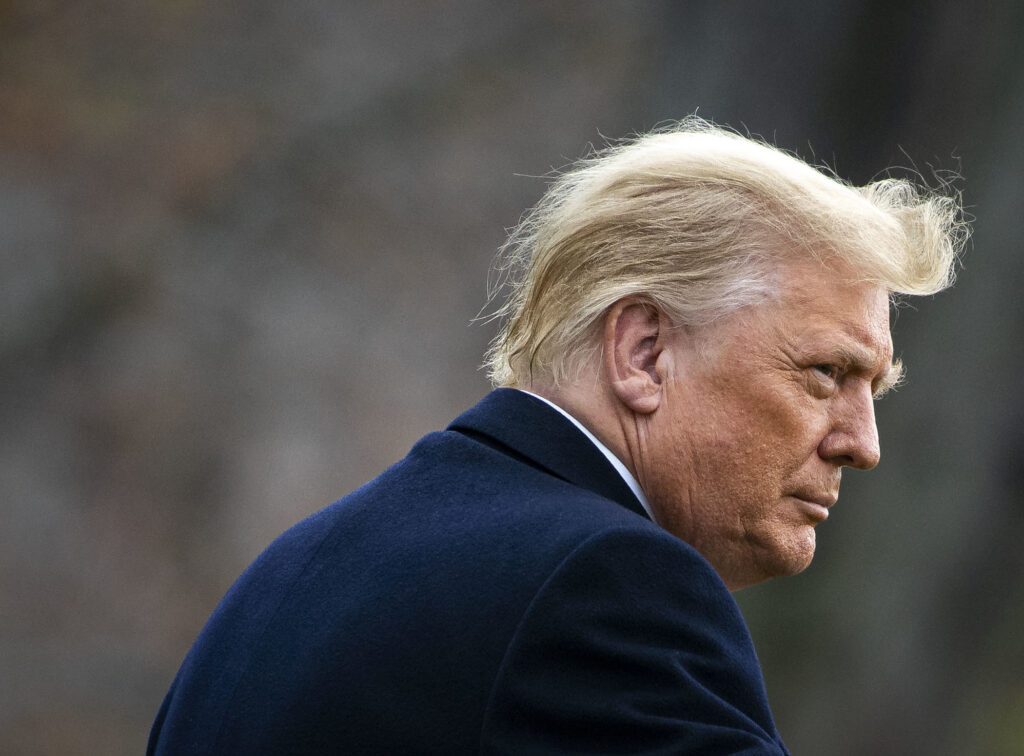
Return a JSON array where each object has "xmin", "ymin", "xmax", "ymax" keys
[{"xmin": 604, "ymin": 299, "xmax": 666, "ymax": 415}]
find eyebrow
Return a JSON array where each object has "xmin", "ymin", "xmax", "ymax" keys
[
  {"xmin": 872, "ymin": 357, "xmax": 904, "ymax": 399},
  {"xmin": 826, "ymin": 342, "xmax": 902, "ymax": 399}
]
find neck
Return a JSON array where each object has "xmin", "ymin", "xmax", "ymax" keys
[{"xmin": 526, "ymin": 379, "xmax": 641, "ymax": 484}]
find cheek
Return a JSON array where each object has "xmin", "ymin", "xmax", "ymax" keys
[
  {"xmin": 718, "ymin": 397, "xmax": 825, "ymax": 497},
  {"xmin": 749, "ymin": 389, "xmax": 825, "ymax": 456}
]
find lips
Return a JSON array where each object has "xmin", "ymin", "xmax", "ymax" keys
[
  {"xmin": 794, "ymin": 491, "xmax": 838, "ymax": 509},
  {"xmin": 791, "ymin": 490, "xmax": 838, "ymax": 522}
]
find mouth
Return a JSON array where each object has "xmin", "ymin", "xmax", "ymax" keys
[{"xmin": 791, "ymin": 492, "xmax": 838, "ymax": 523}]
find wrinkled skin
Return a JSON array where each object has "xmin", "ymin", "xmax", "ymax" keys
[{"xmin": 632, "ymin": 260, "xmax": 896, "ymax": 590}]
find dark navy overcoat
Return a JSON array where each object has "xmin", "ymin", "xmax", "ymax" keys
[{"xmin": 148, "ymin": 389, "xmax": 789, "ymax": 754}]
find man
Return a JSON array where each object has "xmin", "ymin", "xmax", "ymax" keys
[{"xmin": 148, "ymin": 120, "xmax": 963, "ymax": 754}]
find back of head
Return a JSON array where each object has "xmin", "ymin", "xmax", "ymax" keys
[{"xmin": 484, "ymin": 118, "xmax": 967, "ymax": 388}]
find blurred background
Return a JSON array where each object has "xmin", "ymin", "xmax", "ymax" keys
[{"xmin": 2, "ymin": 1, "xmax": 1021, "ymax": 753}]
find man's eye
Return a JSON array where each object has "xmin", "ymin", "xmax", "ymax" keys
[{"xmin": 812, "ymin": 364, "xmax": 839, "ymax": 381}]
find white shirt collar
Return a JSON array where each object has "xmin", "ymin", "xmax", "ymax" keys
[{"xmin": 519, "ymin": 390, "xmax": 654, "ymax": 521}]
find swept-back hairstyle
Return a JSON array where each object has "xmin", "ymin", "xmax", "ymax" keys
[{"xmin": 484, "ymin": 118, "xmax": 967, "ymax": 388}]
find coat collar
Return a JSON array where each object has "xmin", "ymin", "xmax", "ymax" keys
[{"xmin": 448, "ymin": 388, "xmax": 649, "ymax": 521}]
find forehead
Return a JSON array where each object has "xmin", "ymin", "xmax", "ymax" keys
[{"xmin": 763, "ymin": 259, "xmax": 893, "ymax": 359}]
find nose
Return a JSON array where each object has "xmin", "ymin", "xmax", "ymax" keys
[{"xmin": 818, "ymin": 385, "xmax": 881, "ymax": 470}]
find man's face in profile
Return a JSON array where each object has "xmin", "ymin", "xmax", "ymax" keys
[{"xmin": 638, "ymin": 259, "xmax": 897, "ymax": 590}]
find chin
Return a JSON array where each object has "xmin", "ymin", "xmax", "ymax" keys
[
  {"xmin": 701, "ymin": 523, "xmax": 820, "ymax": 590},
  {"xmin": 772, "ymin": 527, "xmax": 818, "ymax": 576},
  {"xmin": 742, "ymin": 527, "xmax": 818, "ymax": 587}
]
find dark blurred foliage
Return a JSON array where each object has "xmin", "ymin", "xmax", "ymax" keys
[{"xmin": 1, "ymin": 1, "xmax": 1022, "ymax": 754}]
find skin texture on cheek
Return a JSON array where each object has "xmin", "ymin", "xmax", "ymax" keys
[
  {"xmin": 639, "ymin": 377, "xmax": 797, "ymax": 585},
  {"xmin": 687, "ymin": 441, "xmax": 813, "ymax": 585}
]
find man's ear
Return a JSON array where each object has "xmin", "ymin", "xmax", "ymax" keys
[{"xmin": 603, "ymin": 298, "xmax": 667, "ymax": 415}]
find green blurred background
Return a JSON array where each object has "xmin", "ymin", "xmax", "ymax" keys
[{"xmin": 2, "ymin": 2, "xmax": 1022, "ymax": 754}]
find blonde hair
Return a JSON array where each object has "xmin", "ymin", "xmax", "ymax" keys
[{"xmin": 484, "ymin": 117, "xmax": 968, "ymax": 388}]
